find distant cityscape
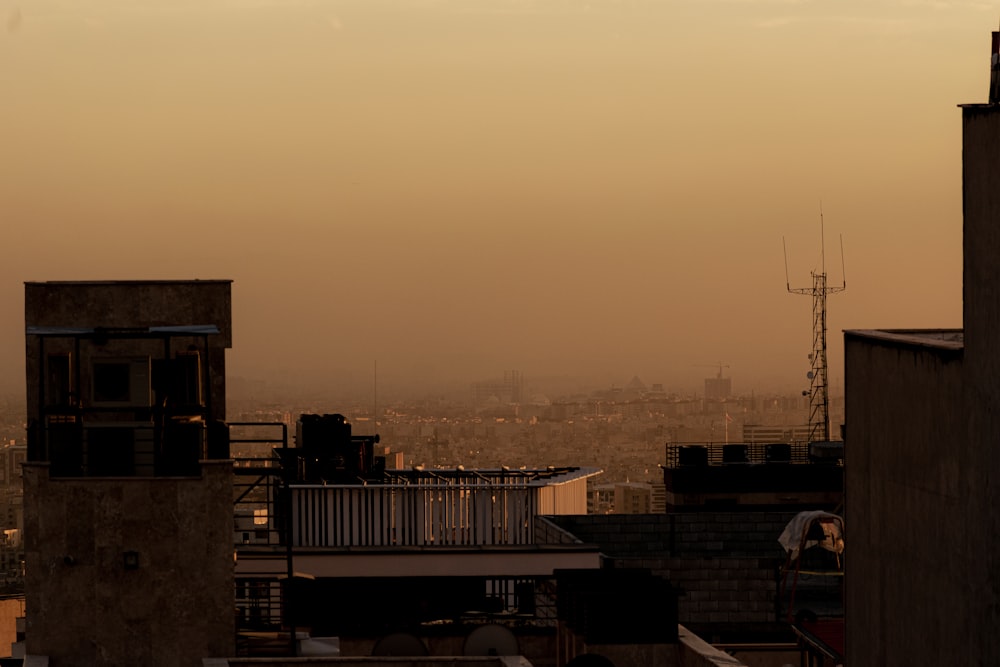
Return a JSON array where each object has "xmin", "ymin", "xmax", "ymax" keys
[
  {"xmin": 226, "ymin": 371, "xmax": 839, "ymax": 489},
  {"xmin": 0, "ymin": 368, "xmax": 840, "ymax": 613},
  {"xmin": 0, "ymin": 372, "xmax": 842, "ymax": 490}
]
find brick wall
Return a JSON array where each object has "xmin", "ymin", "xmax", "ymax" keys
[{"xmin": 543, "ymin": 512, "xmax": 801, "ymax": 627}]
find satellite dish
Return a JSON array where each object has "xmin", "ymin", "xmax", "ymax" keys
[
  {"xmin": 299, "ymin": 636, "xmax": 340, "ymax": 656},
  {"xmin": 806, "ymin": 371, "xmax": 814, "ymax": 379},
  {"xmin": 371, "ymin": 632, "xmax": 428, "ymax": 656},
  {"xmin": 566, "ymin": 655, "xmax": 617, "ymax": 667},
  {"xmin": 463, "ymin": 624, "xmax": 519, "ymax": 656}
]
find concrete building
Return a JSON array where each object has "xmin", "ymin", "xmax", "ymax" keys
[
  {"xmin": 471, "ymin": 371, "xmax": 524, "ymax": 409},
  {"xmin": 703, "ymin": 377, "xmax": 731, "ymax": 402},
  {"xmin": 22, "ymin": 280, "xmax": 236, "ymax": 666},
  {"xmin": 843, "ymin": 37, "xmax": 1000, "ymax": 665},
  {"xmin": 590, "ymin": 481, "xmax": 652, "ymax": 514}
]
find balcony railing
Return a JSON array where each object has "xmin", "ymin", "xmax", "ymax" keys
[{"xmin": 31, "ymin": 419, "xmax": 227, "ymax": 477}]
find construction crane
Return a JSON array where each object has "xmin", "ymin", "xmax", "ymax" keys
[
  {"xmin": 784, "ymin": 206, "xmax": 846, "ymax": 443},
  {"xmin": 695, "ymin": 363, "xmax": 730, "ymax": 379}
]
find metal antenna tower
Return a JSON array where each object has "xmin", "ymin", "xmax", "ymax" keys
[{"xmin": 784, "ymin": 207, "xmax": 846, "ymax": 443}]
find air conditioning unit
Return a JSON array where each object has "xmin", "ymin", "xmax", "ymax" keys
[{"xmin": 808, "ymin": 440, "xmax": 844, "ymax": 463}]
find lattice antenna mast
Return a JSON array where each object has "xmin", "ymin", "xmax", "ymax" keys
[{"xmin": 783, "ymin": 207, "xmax": 846, "ymax": 443}]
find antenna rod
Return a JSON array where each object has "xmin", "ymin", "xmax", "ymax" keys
[
  {"xmin": 820, "ymin": 202, "xmax": 826, "ymax": 277},
  {"xmin": 839, "ymin": 234, "xmax": 847, "ymax": 288},
  {"xmin": 783, "ymin": 236, "xmax": 791, "ymax": 291}
]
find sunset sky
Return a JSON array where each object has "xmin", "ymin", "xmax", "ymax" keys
[{"xmin": 0, "ymin": 0, "xmax": 990, "ymax": 399}]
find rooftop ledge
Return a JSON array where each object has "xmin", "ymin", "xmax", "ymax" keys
[{"xmin": 844, "ymin": 328, "xmax": 963, "ymax": 352}]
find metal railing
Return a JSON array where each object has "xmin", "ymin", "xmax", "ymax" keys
[
  {"xmin": 231, "ymin": 422, "xmax": 288, "ymax": 547},
  {"xmin": 231, "ymin": 425, "xmax": 591, "ymax": 549},
  {"xmin": 235, "ymin": 578, "xmax": 284, "ymax": 631},
  {"xmin": 36, "ymin": 420, "xmax": 211, "ymax": 477},
  {"xmin": 290, "ymin": 480, "xmax": 539, "ymax": 547}
]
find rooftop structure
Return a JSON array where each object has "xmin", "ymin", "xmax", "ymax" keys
[
  {"xmin": 22, "ymin": 280, "xmax": 236, "ymax": 666},
  {"xmin": 661, "ymin": 440, "xmax": 842, "ymax": 511},
  {"xmin": 232, "ymin": 415, "xmax": 606, "ymax": 661}
]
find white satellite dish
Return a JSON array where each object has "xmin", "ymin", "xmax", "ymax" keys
[
  {"xmin": 371, "ymin": 632, "xmax": 428, "ymax": 656},
  {"xmin": 463, "ymin": 624, "xmax": 519, "ymax": 656},
  {"xmin": 299, "ymin": 636, "xmax": 340, "ymax": 656}
]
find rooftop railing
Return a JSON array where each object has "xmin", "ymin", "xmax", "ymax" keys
[
  {"xmin": 290, "ymin": 479, "xmax": 540, "ymax": 547},
  {"xmin": 231, "ymin": 421, "xmax": 592, "ymax": 549},
  {"xmin": 663, "ymin": 441, "xmax": 843, "ymax": 469}
]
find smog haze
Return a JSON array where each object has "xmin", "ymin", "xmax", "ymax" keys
[{"xmin": 0, "ymin": 0, "xmax": 976, "ymax": 399}]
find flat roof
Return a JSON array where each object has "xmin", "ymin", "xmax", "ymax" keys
[
  {"xmin": 844, "ymin": 328, "xmax": 963, "ymax": 352},
  {"xmin": 24, "ymin": 279, "xmax": 232, "ymax": 285}
]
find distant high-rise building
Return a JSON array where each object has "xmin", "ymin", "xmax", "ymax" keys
[
  {"xmin": 471, "ymin": 369, "xmax": 524, "ymax": 406},
  {"xmin": 704, "ymin": 376, "xmax": 732, "ymax": 401}
]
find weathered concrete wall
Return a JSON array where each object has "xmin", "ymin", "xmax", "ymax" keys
[
  {"xmin": 23, "ymin": 281, "xmax": 233, "ymax": 343},
  {"xmin": 844, "ymin": 335, "xmax": 972, "ymax": 666},
  {"xmin": 23, "ymin": 460, "xmax": 235, "ymax": 666}
]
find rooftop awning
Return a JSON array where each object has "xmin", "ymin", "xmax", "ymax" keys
[{"xmin": 26, "ymin": 325, "xmax": 220, "ymax": 337}]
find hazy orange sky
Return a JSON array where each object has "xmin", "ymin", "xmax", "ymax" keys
[{"xmin": 0, "ymin": 0, "xmax": 987, "ymax": 399}]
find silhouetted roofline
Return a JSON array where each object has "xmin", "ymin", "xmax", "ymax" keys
[
  {"xmin": 25, "ymin": 325, "xmax": 221, "ymax": 337},
  {"xmin": 24, "ymin": 279, "xmax": 232, "ymax": 286},
  {"xmin": 844, "ymin": 328, "xmax": 963, "ymax": 352}
]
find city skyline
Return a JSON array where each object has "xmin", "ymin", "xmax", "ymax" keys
[{"xmin": 0, "ymin": 0, "xmax": 979, "ymax": 398}]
